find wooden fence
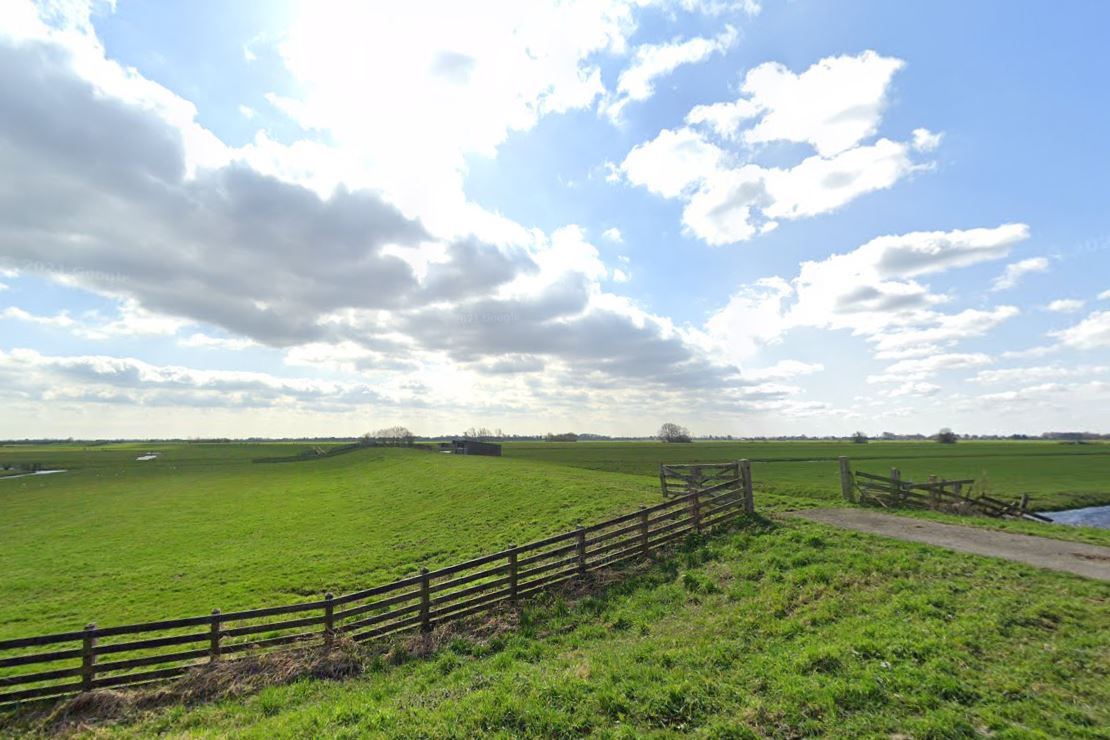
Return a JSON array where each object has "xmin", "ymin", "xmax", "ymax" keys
[
  {"xmin": 0, "ymin": 476, "xmax": 755, "ymax": 706},
  {"xmin": 838, "ymin": 457, "xmax": 1051, "ymax": 522},
  {"xmin": 659, "ymin": 460, "xmax": 751, "ymax": 508}
]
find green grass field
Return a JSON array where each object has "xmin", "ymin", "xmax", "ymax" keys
[
  {"xmin": 504, "ymin": 439, "xmax": 1110, "ymax": 510},
  {"xmin": 12, "ymin": 518, "xmax": 1110, "ymax": 738},
  {"xmin": 1, "ymin": 439, "xmax": 1107, "ymax": 736}
]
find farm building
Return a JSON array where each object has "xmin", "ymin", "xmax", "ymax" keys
[{"xmin": 451, "ymin": 439, "xmax": 502, "ymax": 456}]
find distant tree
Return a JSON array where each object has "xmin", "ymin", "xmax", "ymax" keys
[
  {"xmin": 658, "ymin": 423, "xmax": 692, "ymax": 443},
  {"xmin": 368, "ymin": 426, "xmax": 415, "ymax": 446},
  {"xmin": 464, "ymin": 426, "xmax": 494, "ymax": 440},
  {"xmin": 851, "ymin": 431, "xmax": 869, "ymax": 444},
  {"xmin": 936, "ymin": 427, "xmax": 958, "ymax": 444},
  {"xmin": 545, "ymin": 432, "xmax": 579, "ymax": 442}
]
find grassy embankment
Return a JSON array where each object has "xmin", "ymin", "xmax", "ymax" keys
[{"xmin": 9, "ymin": 516, "xmax": 1106, "ymax": 738}]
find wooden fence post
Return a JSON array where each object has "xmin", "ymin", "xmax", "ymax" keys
[
  {"xmin": 639, "ymin": 505, "xmax": 649, "ymax": 557},
  {"xmin": 419, "ymin": 568, "xmax": 431, "ymax": 633},
  {"xmin": 209, "ymin": 609, "xmax": 221, "ymax": 662},
  {"xmin": 1019, "ymin": 494, "xmax": 1030, "ymax": 515},
  {"xmin": 740, "ymin": 459, "xmax": 754, "ymax": 514},
  {"xmin": 81, "ymin": 623, "xmax": 97, "ymax": 693},
  {"xmin": 507, "ymin": 544, "xmax": 518, "ymax": 603},
  {"xmin": 838, "ymin": 457, "xmax": 853, "ymax": 503},
  {"xmin": 575, "ymin": 525, "xmax": 587, "ymax": 576},
  {"xmin": 927, "ymin": 475, "xmax": 939, "ymax": 509},
  {"xmin": 323, "ymin": 592, "xmax": 335, "ymax": 646},
  {"xmin": 890, "ymin": 468, "xmax": 902, "ymax": 506},
  {"xmin": 690, "ymin": 490, "xmax": 701, "ymax": 533}
]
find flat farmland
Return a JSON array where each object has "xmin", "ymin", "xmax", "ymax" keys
[
  {"xmin": 0, "ymin": 443, "xmax": 657, "ymax": 640},
  {"xmin": 2, "ymin": 439, "xmax": 1107, "ymax": 642},
  {"xmin": 504, "ymin": 440, "xmax": 1110, "ymax": 510},
  {"xmin": 1, "ymin": 440, "xmax": 1108, "ymax": 737}
]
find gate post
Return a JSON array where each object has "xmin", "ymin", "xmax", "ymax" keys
[
  {"xmin": 740, "ymin": 459, "xmax": 754, "ymax": 514},
  {"xmin": 890, "ymin": 468, "xmax": 902, "ymax": 506},
  {"xmin": 838, "ymin": 457, "xmax": 853, "ymax": 503},
  {"xmin": 81, "ymin": 623, "xmax": 97, "ymax": 693}
]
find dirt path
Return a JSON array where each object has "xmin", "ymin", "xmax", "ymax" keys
[{"xmin": 787, "ymin": 508, "xmax": 1110, "ymax": 582}]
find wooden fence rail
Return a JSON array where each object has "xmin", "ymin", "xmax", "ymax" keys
[
  {"xmin": 838, "ymin": 457, "xmax": 1051, "ymax": 523},
  {"xmin": 0, "ymin": 478, "xmax": 755, "ymax": 706}
]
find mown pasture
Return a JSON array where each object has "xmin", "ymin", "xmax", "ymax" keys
[
  {"xmin": 0, "ymin": 443, "xmax": 662, "ymax": 641},
  {"xmin": 0, "ymin": 440, "xmax": 1108, "ymax": 736},
  {"xmin": 505, "ymin": 439, "xmax": 1110, "ymax": 510},
  {"xmin": 2, "ymin": 439, "xmax": 1108, "ymax": 642}
]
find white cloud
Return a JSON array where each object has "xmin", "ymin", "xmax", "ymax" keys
[
  {"xmin": 622, "ymin": 51, "xmax": 937, "ymax": 245},
  {"xmin": 605, "ymin": 26, "xmax": 737, "ymax": 123},
  {"xmin": 868, "ymin": 353, "xmax": 992, "ymax": 383},
  {"xmin": 760, "ymin": 138, "xmax": 914, "ymax": 220},
  {"xmin": 991, "ymin": 256, "xmax": 1049, "ymax": 291},
  {"xmin": 1046, "ymin": 298, "xmax": 1085, "ymax": 313},
  {"xmin": 602, "ymin": 227, "xmax": 623, "ymax": 242},
  {"xmin": 685, "ymin": 98, "xmax": 760, "ymax": 139},
  {"xmin": 736, "ymin": 50, "xmax": 906, "ymax": 156},
  {"xmin": 1052, "ymin": 310, "xmax": 1110, "ymax": 350},
  {"xmin": 238, "ymin": 104, "xmax": 255, "ymax": 120},
  {"xmin": 972, "ymin": 365, "xmax": 1108, "ymax": 384},
  {"xmin": 884, "ymin": 381, "xmax": 941, "ymax": 398},
  {"xmin": 742, "ymin": 359, "xmax": 824, "ymax": 381},
  {"xmin": 705, "ymin": 225, "xmax": 1028, "ymax": 366},
  {"xmin": 2, "ymin": 306, "xmax": 78, "ymax": 329},
  {"xmin": 911, "ymin": 128, "xmax": 943, "ymax": 152},
  {"xmin": 1099, "ymin": 289, "xmax": 1110, "ymax": 301},
  {"xmin": 621, "ymin": 127, "xmax": 724, "ymax": 199},
  {"xmin": 1001, "ymin": 345, "xmax": 1058, "ymax": 360},
  {"xmin": 786, "ymin": 225, "xmax": 1028, "ymax": 331},
  {"xmin": 703, "ymin": 276, "xmax": 793, "ymax": 364},
  {"xmin": 0, "ymin": 347, "xmax": 395, "ymax": 410},
  {"xmin": 180, "ymin": 333, "xmax": 258, "ymax": 351},
  {"xmin": 868, "ymin": 307, "xmax": 1020, "ymax": 358},
  {"xmin": 2, "ymin": 300, "xmax": 187, "ymax": 339},
  {"xmin": 612, "ymin": 268, "xmax": 630, "ymax": 283}
]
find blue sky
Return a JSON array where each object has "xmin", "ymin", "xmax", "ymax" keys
[{"xmin": 1, "ymin": 0, "xmax": 1108, "ymax": 438}]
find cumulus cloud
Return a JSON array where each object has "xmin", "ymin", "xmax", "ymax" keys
[
  {"xmin": 179, "ymin": 333, "xmax": 258, "ymax": 351},
  {"xmin": 972, "ymin": 365, "xmax": 1108, "ymax": 384},
  {"xmin": 622, "ymin": 51, "xmax": 936, "ymax": 245},
  {"xmin": 1045, "ymin": 298, "xmax": 1085, "ymax": 313},
  {"xmin": 604, "ymin": 26, "xmax": 737, "ymax": 123},
  {"xmin": 1099, "ymin": 289, "xmax": 1110, "ymax": 301},
  {"xmin": 1052, "ymin": 310, "xmax": 1110, "ymax": 350},
  {"xmin": 911, "ymin": 128, "xmax": 943, "ymax": 152},
  {"xmin": 602, "ymin": 227, "xmax": 623, "ymax": 242},
  {"xmin": 705, "ymin": 224, "xmax": 1029, "ymax": 366},
  {"xmin": 0, "ymin": 348, "xmax": 401, "ymax": 411},
  {"xmin": 991, "ymin": 256, "xmax": 1049, "ymax": 291},
  {"xmin": 742, "ymin": 360, "xmax": 824, "ymax": 381},
  {"xmin": 735, "ymin": 50, "xmax": 905, "ymax": 156},
  {"xmin": 0, "ymin": 4, "xmax": 756, "ymax": 411},
  {"xmin": 868, "ymin": 353, "xmax": 992, "ymax": 384},
  {"xmin": 884, "ymin": 381, "xmax": 941, "ymax": 398}
]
